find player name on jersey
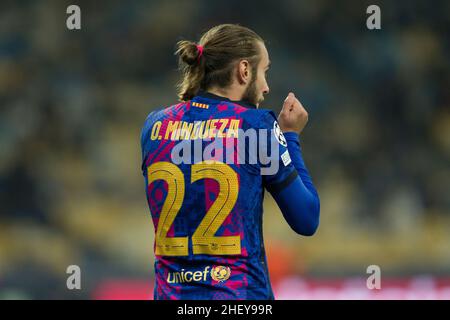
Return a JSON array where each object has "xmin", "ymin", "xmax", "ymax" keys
[{"xmin": 150, "ymin": 119, "xmax": 241, "ymax": 141}]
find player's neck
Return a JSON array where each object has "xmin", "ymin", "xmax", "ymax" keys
[{"xmin": 207, "ymin": 85, "xmax": 244, "ymax": 102}]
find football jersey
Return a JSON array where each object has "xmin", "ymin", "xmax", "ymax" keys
[{"xmin": 141, "ymin": 91, "xmax": 298, "ymax": 299}]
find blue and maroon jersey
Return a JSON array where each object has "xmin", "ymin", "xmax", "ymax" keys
[{"xmin": 141, "ymin": 91, "xmax": 298, "ymax": 300}]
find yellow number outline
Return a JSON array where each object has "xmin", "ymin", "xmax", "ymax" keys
[
  {"xmin": 191, "ymin": 161, "xmax": 240, "ymax": 255},
  {"xmin": 147, "ymin": 162, "xmax": 188, "ymax": 256},
  {"xmin": 147, "ymin": 160, "xmax": 241, "ymax": 256}
]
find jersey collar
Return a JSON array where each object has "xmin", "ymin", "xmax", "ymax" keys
[{"xmin": 194, "ymin": 90, "xmax": 257, "ymax": 109}]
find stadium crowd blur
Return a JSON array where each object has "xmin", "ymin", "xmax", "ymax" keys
[{"xmin": 0, "ymin": 1, "xmax": 449, "ymax": 299}]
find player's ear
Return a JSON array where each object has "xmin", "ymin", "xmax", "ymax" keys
[{"xmin": 237, "ymin": 59, "xmax": 250, "ymax": 85}]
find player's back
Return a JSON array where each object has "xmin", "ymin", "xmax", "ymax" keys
[{"xmin": 141, "ymin": 91, "xmax": 277, "ymax": 299}]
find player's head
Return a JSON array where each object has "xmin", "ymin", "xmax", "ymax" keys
[{"xmin": 175, "ymin": 24, "xmax": 270, "ymax": 107}]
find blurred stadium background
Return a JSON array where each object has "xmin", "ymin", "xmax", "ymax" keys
[{"xmin": 0, "ymin": 0, "xmax": 449, "ymax": 299}]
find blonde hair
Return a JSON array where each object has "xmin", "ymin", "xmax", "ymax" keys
[{"xmin": 175, "ymin": 24, "xmax": 263, "ymax": 101}]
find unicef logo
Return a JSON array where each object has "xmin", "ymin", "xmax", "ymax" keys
[{"xmin": 210, "ymin": 266, "xmax": 231, "ymax": 282}]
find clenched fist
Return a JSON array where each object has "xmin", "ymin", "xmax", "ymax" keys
[{"xmin": 277, "ymin": 92, "xmax": 309, "ymax": 133}]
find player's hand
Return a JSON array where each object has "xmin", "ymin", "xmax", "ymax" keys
[{"xmin": 278, "ymin": 92, "xmax": 309, "ymax": 133}]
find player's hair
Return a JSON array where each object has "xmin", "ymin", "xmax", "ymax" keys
[{"xmin": 175, "ymin": 24, "xmax": 263, "ymax": 101}]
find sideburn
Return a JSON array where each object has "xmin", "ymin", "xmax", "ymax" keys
[{"xmin": 241, "ymin": 67, "xmax": 259, "ymax": 106}]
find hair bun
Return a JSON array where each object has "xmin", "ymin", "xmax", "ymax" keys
[{"xmin": 176, "ymin": 40, "xmax": 201, "ymax": 66}]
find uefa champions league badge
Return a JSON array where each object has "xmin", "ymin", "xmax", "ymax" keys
[{"xmin": 273, "ymin": 121, "xmax": 287, "ymax": 147}]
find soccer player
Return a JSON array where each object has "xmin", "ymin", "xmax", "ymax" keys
[{"xmin": 141, "ymin": 24, "xmax": 320, "ymax": 300}]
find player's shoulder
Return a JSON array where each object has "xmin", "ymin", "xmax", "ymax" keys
[
  {"xmin": 144, "ymin": 102, "xmax": 187, "ymax": 123},
  {"xmin": 238, "ymin": 106, "xmax": 278, "ymax": 130},
  {"xmin": 140, "ymin": 102, "xmax": 187, "ymax": 141},
  {"xmin": 143, "ymin": 101, "xmax": 189, "ymax": 126}
]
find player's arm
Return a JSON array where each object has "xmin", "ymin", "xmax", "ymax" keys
[
  {"xmin": 264, "ymin": 93, "xmax": 320, "ymax": 236},
  {"xmin": 269, "ymin": 131, "xmax": 320, "ymax": 236}
]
